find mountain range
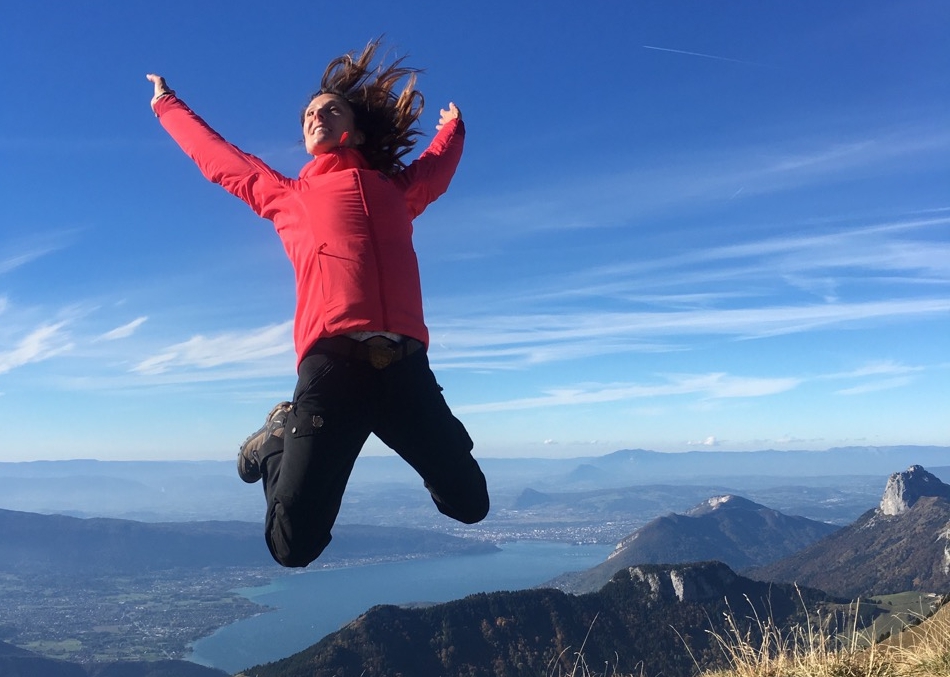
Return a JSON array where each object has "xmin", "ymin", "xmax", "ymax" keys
[
  {"xmin": 3, "ymin": 447, "xmax": 947, "ymax": 526},
  {"xmin": 0, "ymin": 508, "xmax": 497, "ymax": 575},
  {"xmin": 4, "ymin": 455, "xmax": 949, "ymax": 676},
  {"xmin": 233, "ymin": 464, "xmax": 950, "ymax": 676},
  {"xmin": 547, "ymin": 494, "xmax": 840, "ymax": 594},
  {"xmin": 551, "ymin": 465, "xmax": 950, "ymax": 601}
]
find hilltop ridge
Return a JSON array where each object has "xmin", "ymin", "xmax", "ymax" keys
[
  {"xmin": 2, "ymin": 447, "xmax": 947, "ymax": 525},
  {"xmin": 546, "ymin": 493, "xmax": 838, "ymax": 594}
]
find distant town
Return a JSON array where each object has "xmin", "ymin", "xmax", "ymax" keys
[{"xmin": 0, "ymin": 568, "xmax": 269, "ymax": 663}]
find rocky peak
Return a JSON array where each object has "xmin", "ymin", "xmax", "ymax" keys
[
  {"xmin": 685, "ymin": 494, "xmax": 761, "ymax": 516},
  {"xmin": 626, "ymin": 561, "xmax": 738, "ymax": 603},
  {"xmin": 879, "ymin": 465, "xmax": 950, "ymax": 516}
]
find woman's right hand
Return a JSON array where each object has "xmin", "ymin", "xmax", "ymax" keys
[
  {"xmin": 146, "ymin": 74, "xmax": 175, "ymax": 111},
  {"xmin": 436, "ymin": 102, "xmax": 461, "ymax": 131}
]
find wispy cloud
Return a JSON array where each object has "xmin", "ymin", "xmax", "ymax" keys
[
  {"xmin": 132, "ymin": 322, "xmax": 293, "ymax": 375},
  {"xmin": 562, "ymin": 214, "xmax": 950, "ymax": 300},
  {"xmin": 1, "ymin": 247, "xmax": 56, "ymax": 275},
  {"xmin": 455, "ymin": 357, "xmax": 933, "ymax": 416},
  {"xmin": 426, "ymin": 209, "xmax": 950, "ymax": 372},
  {"xmin": 835, "ymin": 376, "xmax": 914, "ymax": 396},
  {"xmin": 823, "ymin": 360, "xmax": 925, "ymax": 396},
  {"xmin": 0, "ymin": 322, "xmax": 73, "ymax": 375},
  {"xmin": 767, "ymin": 141, "xmax": 876, "ymax": 173},
  {"xmin": 822, "ymin": 361, "xmax": 923, "ymax": 380},
  {"xmin": 1, "ymin": 231, "xmax": 78, "ymax": 275},
  {"xmin": 456, "ymin": 372, "xmax": 802, "ymax": 415},
  {"xmin": 96, "ymin": 317, "xmax": 148, "ymax": 342},
  {"xmin": 429, "ymin": 298, "xmax": 950, "ymax": 370}
]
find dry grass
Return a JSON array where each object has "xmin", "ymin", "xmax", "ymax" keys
[
  {"xmin": 698, "ymin": 596, "xmax": 950, "ymax": 677},
  {"xmin": 875, "ymin": 601, "xmax": 950, "ymax": 677},
  {"xmin": 698, "ymin": 601, "xmax": 893, "ymax": 677},
  {"xmin": 559, "ymin": 596, "xmax": 950, "ymax": 677}
]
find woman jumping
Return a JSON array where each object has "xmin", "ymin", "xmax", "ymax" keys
[{"xmin": 147, "ymin": 40, "xmax": 489, "ymax": 567}]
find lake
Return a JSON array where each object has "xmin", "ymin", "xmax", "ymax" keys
[{"xmin": 188, "ymin": 540, "xmax": 613, "ymax": 674}]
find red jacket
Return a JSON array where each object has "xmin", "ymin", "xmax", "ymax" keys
[{"xmin": 154, "ymin": 95, "xmax": 464, "ymax": 365}]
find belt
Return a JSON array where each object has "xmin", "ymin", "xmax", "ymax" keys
[{"xmin": 313, "ymin": 335, "xmax": 424, "ymax": 370}]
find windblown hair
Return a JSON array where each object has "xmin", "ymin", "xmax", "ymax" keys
[{"xmin": 307, "ymin": 39, "xmax": 425, "ymax": 175}]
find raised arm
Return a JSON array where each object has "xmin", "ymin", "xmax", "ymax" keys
[
  {"xmin": 396, "ymin": 102, "xmax": 466, "ymax": 218},
  {"xmin": 146, "ymin": 74, "xmax": 288, "ymax": 219}
]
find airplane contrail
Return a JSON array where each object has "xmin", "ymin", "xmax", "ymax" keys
[{"xmin": 642, "ymin": 44, "xmax": 754, "ymax": 65}]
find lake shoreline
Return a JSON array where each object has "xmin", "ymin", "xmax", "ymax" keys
[{"xmin": 187, "ymin": 540, "xmax": 613, "ymax": 674}]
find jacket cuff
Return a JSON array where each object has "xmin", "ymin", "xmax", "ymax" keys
[{"xmin": 152, "ymin": 94, "xmax": 181, "ymax": 118}]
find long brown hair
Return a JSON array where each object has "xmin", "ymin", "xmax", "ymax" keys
[{"xmin": 308, "ymin": 39, "xmax": 425, "ymax": 175}]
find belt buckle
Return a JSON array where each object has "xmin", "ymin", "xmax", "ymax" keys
[{"xmin": 368, "ymin": 344, "xmax": 395, "ymax": 369}]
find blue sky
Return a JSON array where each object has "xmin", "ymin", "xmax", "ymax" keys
[{"xmin": 1, "ymin": 1, "xmax": 948, "ymax": 462}]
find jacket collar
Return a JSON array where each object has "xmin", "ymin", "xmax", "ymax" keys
[{"xmin": 299, "ymin": 147, "xmax": 369, "ymax": 179}]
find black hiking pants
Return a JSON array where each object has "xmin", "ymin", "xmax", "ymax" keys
[{"xmin": 258, "ymin": 338, "xmax": 490, "ymax": 567}]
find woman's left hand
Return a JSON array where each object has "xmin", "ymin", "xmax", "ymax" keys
[
  {"xmin": 146, "ymin": 73, "xmax": 175, "ymax": 111},
  {"xmin": 436, "ymin": 102, "xmax": 462, "ymax": 131}
]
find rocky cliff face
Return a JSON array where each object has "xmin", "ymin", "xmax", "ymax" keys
[
  {"xmin": 880, "ymin": 465, "xmax": 950, "ymax": 516},
  {"xmin": 627, "ymin": 561, "xmax": 739, "ymax": 603}
]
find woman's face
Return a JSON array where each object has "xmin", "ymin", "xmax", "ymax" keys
[{"xmin": 303, "ymin": 93, "xmax": 362, "ymax": 155}]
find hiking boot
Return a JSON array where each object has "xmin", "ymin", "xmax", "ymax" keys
[{"xmin": 237, "ymin": 401, "xmax": 293, "ymax": 483}]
